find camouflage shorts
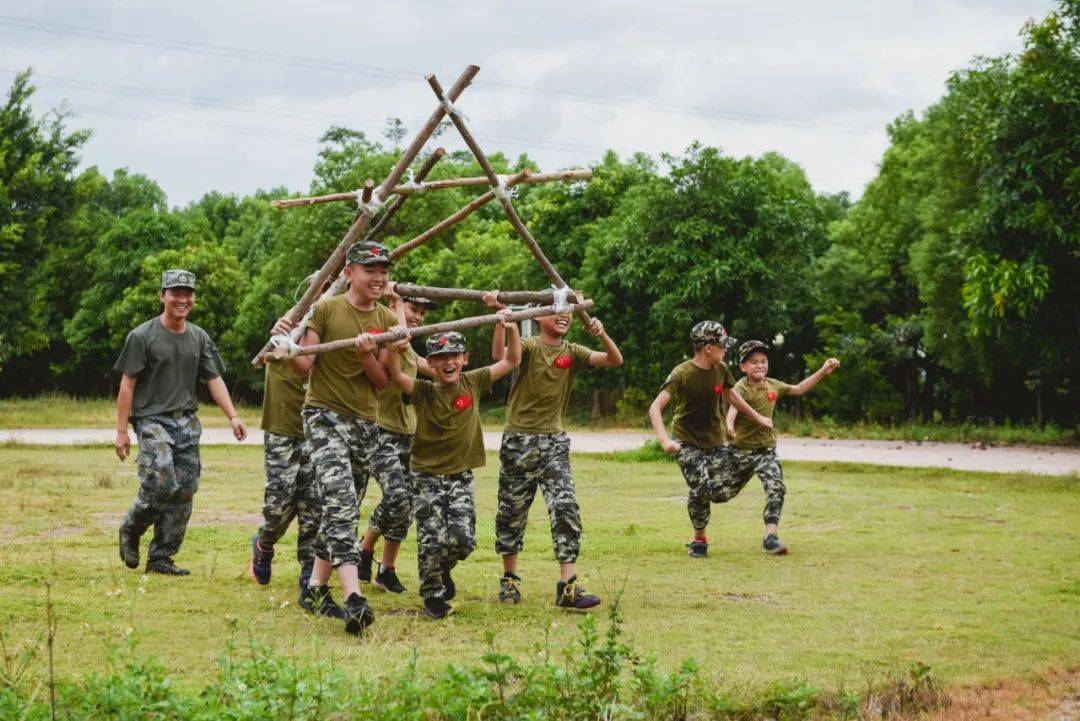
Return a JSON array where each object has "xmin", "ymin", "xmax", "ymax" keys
[
  {"xmin": 675, "ymin": 443, "xmax": 729, "ymax": 530},
  {"xmin": 366, "ymin": 428, "xmax": 415, "ymax": 542},
  {"xmin": 413, "ymin": 469, "xmax": 476, "ymax": 600},
  {"xmin": 495, "ymin": 430, "xmax": 582, "ymax": 563},
  {"xmin": 721, "ymin": 446, "xmax": 786, "ymax": 525},
  {"xmin": 303, "ymin": 407, "xmax": 379, "ymax": 568},
  {"xmin": 122, "ymin": 412, "xmax": 202, "ymax": 564},
  {"xmin": 257, "ymin": 432, "xmax": 318, "ymax": 568}
]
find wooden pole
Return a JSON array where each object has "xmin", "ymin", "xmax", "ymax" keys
[
  {"xmin": 389, "ymin": 168, "xmax": 531, "ymax": 261},
  {"xmin": 268, "ymin": 300, "xmax": 595, "ymax": 361},
  {"xmin": 269, "ymin": 168, "xmax": 593, "ymax": 209},
  {"xmin": 251, "ymin": 65, "xmax": 479, "ymax": 366},
  {"xmin": 392, "ymin": 282, "xmax": 565, "ymax": 305},
  {"xmin": 425, "ymin": 74, "xmax": 592, "ymax": 325}
]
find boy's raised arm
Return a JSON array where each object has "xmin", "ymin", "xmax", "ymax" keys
[
  {"xmin": 586, "ymin": 317, "xmax": 623, "ymax": 368},
  {"xmin": 489, "ymin": 309, "xmax": 521, "ymax": 382},
  {"xmin": 789, "ymin": 358, "xmax": 840, "ymax": 396},
  {"xmin": 385, "ymin": 335, "xmax": 416, "ymax": 395},
  {"xmin": 483, "ymin": 290, "xmax": 507, "ymax": 361}
]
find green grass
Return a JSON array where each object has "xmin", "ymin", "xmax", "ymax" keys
[
  {"xmin": 0, "ymin": 445, "xmax": 1076, "ymax": 695},
  {"xmin": 0, "ymin": 393, "xmax": 261, "ymax": 429}
]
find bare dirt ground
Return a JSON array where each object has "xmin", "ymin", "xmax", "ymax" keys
[{"xmin": 922, "ymin": 668, "xmax": 1078, "ymax": 721}]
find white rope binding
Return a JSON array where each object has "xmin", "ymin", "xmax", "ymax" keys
[
  {"xmin": 441, "ymin": 96, "xmax": 465, "ymax": 120},
  {"xmin": 551, "ymin": 285, "xmax": 572, "ymax": 313},
  {"xmin": 269, "ymin": 334, "xmax": 301, "ymax": 360},
  {"xmin": 492, "ymin": 176, "xmax": 519, "ymax": 201},
  {"xmin": 405, "ymin": 168, "xmax": 428, "ymax": 195},
  {"xmin": 355, "ymin": 191, "xmax": 384, "ymax": 216}
]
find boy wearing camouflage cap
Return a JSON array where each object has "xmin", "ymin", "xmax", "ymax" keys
[
  {"xmin": 270, "ymin": 240, "xmax": 398, "ymax": 634},
  {"xmin": 648, "ymin": 321, "xmax": 772, "ymax": 558},
  {"xmin": 115, "ymin": 269, "xmax": 248, "ymax": 576},
  {"xmin": 725, "ymin": 341, "xmax": 839, "ymax": 554},
  {"xmin": 386, "ymin": 318, "xmax": 521, "ymax": 619},
  {"xmin": 483, "ymin": 292, "xmax": 623, "ymax": 610},
  {"xmin": 356, "ymin": 289, "xmax": 439, "ymax": 594}
]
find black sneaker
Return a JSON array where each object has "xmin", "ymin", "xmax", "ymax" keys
[
  {"xmin": 763, "ymin": 534, "xmax": 788, "ymax": 555},
  {"xmin": 422, "ymin": 596, "xmax": 454, "ymax": 620},
  {"xmin": 249, "ymin": 534, "xmax": 274, "ymax": 585},
  {"xmin": 298, "ymin": 565, "xmax": 312, "ymax": 593},
  {"xmin": 343, "ymin": 593, "xmax": 375, "ymax": 635},
  {"xmin": 358, "ymin": 547, "xmax": 374, "ymax": 583},
  {"xmin": 145, "ymin": 560, "xmax": 190, "ymax": 576},
  {"xmin": 441, "ymin": 565, "xmax": 456, "ymax": 601},
  {"xmin": 299, "ymin": 585, "xmax": 346, "ymax": 619},
  {"xmin": 555, "ymin": 575, "xmax": 601, "ymax": 611},
  {"xmin": 498, "ymin": 573, "xmax": 522, "ymax": 604},
  {"xmin": 686, "ymin": 539, "xmax": 709, "ymax": 558},
  {"xmin": 118, "ymin": 526, "xmax": 140, "ymax": 569},
  {"xmin": 375, "ymin": 566, "xmax": 406, "ymax": 594}
]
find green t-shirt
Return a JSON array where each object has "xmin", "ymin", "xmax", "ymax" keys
[
  {"xmin": 410, "ymin": 368, "xmax": 493, "ymax": 475},
  {"xmin": 113, "ymin": 317, "xmax": 224, "ymax": 419},
  {"xmin": 661, "ymin": 359, "xmax": 736, "ymax": 449},
  {"xmin": 304, "ymin": 295, "xmax": 398, "ymax": 421},
  {"xmin": 261, "ymin": 361, "xmax": 307, "ymax": 438},
  {"xmin": 505, "ymin": 336, "xmax": 592, "ymax": 434},
  {"xmin": 377, "ymin": 345, "xmax": 419, "ymax": 435},
  {"xmin": 731, "ymin": 377, "xmax": 793, "ymax": 449}
]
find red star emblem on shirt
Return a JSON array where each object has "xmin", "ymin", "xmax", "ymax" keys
[
  {"xmin": 369, "ymin": 328, "xmax": 385, "ymax": 335},
  {"xmin": 555, "ymin": 355, "xmax": 572, "ymax": 370},
  {"xmin": 454, "ymin": 394, "xmax": 472, "ymax": 412},
  {"xmin": 713, "ymin": 384, "xmax": 724, "ymax": 394},
  {"xmin": 767, "ymin": 391, "xmax": 777, "ymax": 402}
]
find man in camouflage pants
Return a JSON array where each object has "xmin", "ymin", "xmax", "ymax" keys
[
  {"xmin": 484, "ymin": 293, "xmax": 622, "ymax": 610},
  {"xmin": 115, "ymin": 269, "xmax": 247, "ymax": 576}
]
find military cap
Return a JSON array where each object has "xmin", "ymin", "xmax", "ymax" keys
[
  {"xmin": 426, "ymin": 331, "xmax": 467, "ymax": 356},
  {"xmin": 738, "ymin": 340, "xmax": 770, "ymax": 364},
  {"xmin": 401, "ymin": 295, "xmax": 439, "ymax": 310},
  {"xmin": 345, "ymin": 240, "xmax": 392, "ymax": 266},
  {"xmin": 691, "ymin": 320, "xmax": 736, "ymax": 350},
  {"xmin": 161, "ymin": 269, "xmax": 196, "ymax": 290}
]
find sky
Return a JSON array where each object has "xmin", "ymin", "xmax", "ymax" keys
[{"xmin": 0, "ymin": 0, "xmax": 1055, "ymax": 206}]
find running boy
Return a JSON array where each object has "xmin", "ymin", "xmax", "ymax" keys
[
  {"xmin": 385, "ymin": 318, "xmax": 521, "ymax": 619},
  {"xmin": 484, "ymin": 292, "xmax": 622, "ymax": 609},
  {"xmin": 647, "ymin": 321, "xmax": 773, "ymax": 558},
  {"xmin": 724, "ymin": 340, "xmax": 839, "ymax": 555}
]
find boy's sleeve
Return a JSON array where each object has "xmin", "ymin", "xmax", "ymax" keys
[
  {"xmin": 412, "ymin": 378, "xmax": 433, "ymax": 407},
  {"xmin": 308, "ymin": 301, "xmax": 329, "ymax": 338},
  {"xmin": 570, "ymin": 342, "xmax": 593, "ymax": 372},
  {"xmin": 660, "ymin": 366, "xmax": 681, "ymax": 395},
  {"xmin": 723, "ymin": 364, "xmax": 736, "ymax": 392},
  {"xmin": 113, "ymin": 330, "xmax": 146, "ymax": 377},
  {"xmin": 470, "ymin": 367, "xmax": 494, "ymax": 397},
  {"xmin": 199, "ymin": 332, "xmax": 225, "ymax": 381},
  {"xmin": 773, "ymin": 379, "xmax": 795, "ymax": 399}
]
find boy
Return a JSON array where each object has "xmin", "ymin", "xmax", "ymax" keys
[
  {"xmin": 725, "ymin": 340, "xmax": 839, "ymax": 555},
  {"xmin": 270, "ymin": 240, "xmax": 398, "ymax": 634},
  {"xmin": 647, "ymin": 321, "xmax": 772, "ymax": 558},
  {"xmin": 483, "ymin": 292, "xmax": 622, "ymax": 609},
  {"xmin": 386, "ymin": 319, "xmax": 521, "ymax": 619},
  {"xmin": 115, "ymin": 269, "xmax": 247, "ymax": 576},
  {"xmin": 357, "ymin": 291, "xmax": 439, "ymax": 594}
]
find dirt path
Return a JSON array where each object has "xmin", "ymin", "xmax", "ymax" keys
[{"xmin": 2, "ymin": 427, "xmax": 1077, "ymax": 475}]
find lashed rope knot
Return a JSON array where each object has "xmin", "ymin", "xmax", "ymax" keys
[
  {"xmin": 551, "ymin": 285, "xmax": 572, "ymax": 312},
  {"xmin": 355, "ymin": 191, "xmax": 384, "ymax": 216},
  {"xmin": 269, "ymin": 334, "xmax": 301, "ymax": 360},
  {"xmin": 492, "ymin": 176, "xmax": 519, "ymax": 201}
]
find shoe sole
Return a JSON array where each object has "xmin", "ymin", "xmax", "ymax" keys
[
  {"xmin": 119, "ymin": 529, "xmax": 139, "ymax": 569},
  {"xmin": 374, "ymin": 578, "xmax": 406, "ymax": 594},
  {"xmin": 764, "ymin": 547, "xmax": 789, "ymax": 556},
  {"xmin": 344, "ymin": 612, "xmax": 375, "ymax": 635},
  {"xmin": 422, "ymin": 607, "xmax": 455, "ymax": 620},
  {"xmin": 498, "ymin": 597, "xmax": 521, "ymax": 604}
]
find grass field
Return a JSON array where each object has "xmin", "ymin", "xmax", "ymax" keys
[{"xmin": 0, "ymin": 444, "xmax": 1076, "ymax": 700}]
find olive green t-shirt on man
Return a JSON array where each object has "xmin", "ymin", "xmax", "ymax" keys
[
  {"xmin": 410, "ymin": 368, "xmax": 493, "ymax": 475},
  {"xmin": 731, "ymin": 377, "xmax": 793, "ymax": 449},
  {"xmin": 261, "ymin": 361, "xmax": 307, "ymax": 438},
  {"xmin": 377, "ymin": 345, "xmax": 419, "ymax": 435},
  {"xmin": 660, "ymin": 359, "xmax": 736, "ymax": 449},
  {"xmin": 505, "ymin": 336, "xmax": 592, "ymax": 434},
  {"xmin": 113, "ymin": 317, "xmax": 224, "ymax": 419},
  {"xmin": 304, "ymin": 295, "xmax": 398, "ymax": 421}
]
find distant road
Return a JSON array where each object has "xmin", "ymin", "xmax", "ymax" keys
[{"xmin": 1, "ymin": 428, "xmax": 1077, "ymax": 476}]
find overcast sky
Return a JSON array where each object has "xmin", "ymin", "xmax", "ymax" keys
[{"xmin": 0, "ymin": 1, "xmax": 1053, "ymax": 206}]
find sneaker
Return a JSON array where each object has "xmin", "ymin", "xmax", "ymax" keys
[
  {"xmin": 441, "ymin": 565, "xmax": 456, "ymax": 601},
  {"xmin": 249, "ymin": 534, "xmax": 274, "ymax": 585},
  {"xmin": 762, "ymin": 533, "xmax": 788, "ymax": 555},
  {"xmin": 375, "ymin": 566, "xmax": 406, "ymax": 594},
  {"xmin": 358, "ymin": 547, "xmax": 375, "ymax": 583},
  {"xmin": 118, "ymin": 526, "xmax": 140, "ymax": 569},
  {"xmin": 422, "ymin": 596, "xmax": 454, "ymax": 620},
  {"xmin": 686, "ymin": 539, "xmax": 709, "ymax": 558},
  {"xmin": 299, "ymin": 585, "xmax": 346, "ymax": 619},
  {"xmin": 298, "ymin": 565, "xmax": 312, "ymax": 593},
  {"xmin": 343, "ymin": 593, "xmax": 375, "ymax": 635},
  {"xmin": 145, "ymin": 560, "xmax": 190, "ymax": 576},
  {"xmin": 498, "ymin": 573, "xmax": 522, "ymax": 604},
  {"xmin": 555, "ymin": 575, "xmax": 601, "ymax": 611}
]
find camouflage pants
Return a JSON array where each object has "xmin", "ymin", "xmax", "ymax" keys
[
  {"xmin": 257, "ymin": 432, "xmax": 319, "ymax": 568},
  {"xmin": 366, "ymin": 429, "xmax": 415, "ymax": 542},
  {"xmin": 303, "ymin": 407, "xmax": 379, "ymax": 568},
  {"xmin": 121, "ymin": 413, "xmax": 202, "ymax": 564},
  {"xmin": 495, "ymin": 431, "xmax": 582, "ymax": 563},
  {"xmin": 721, "ymin": 446, "xmax": 786, "ymax": 525},
  {"xmin": 675, "ymin": 443, "xmax": 730, "ymax": 530},
  {"xmin": 413, "ymin": 470, "xmax": 476, "ymax": 600}
]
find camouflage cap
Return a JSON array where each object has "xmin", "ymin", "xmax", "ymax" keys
[
  {"xmin": 426, "ymin": 331, "xmax": 467, "ymax": 356},
  {"xmin": 691, "ymin": 320, "xmax": 736, "ymax": 350},
  {"xmin": 401, "ymin": 295, "xmax": 439, "ymax": 310},
  {"xmin": 738, "ymin": 339, "xmax": 770, "ymax": 364},
  {"xmin": 161, "ymin": 269, "xmax": 196, "ymax": 290},
  {"xmin": 345, "ymin": 241, "xmax": 392, "ymax": 267}
]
